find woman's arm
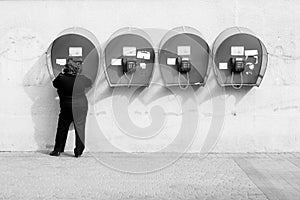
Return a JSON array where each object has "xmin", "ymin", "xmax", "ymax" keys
[{"xmin": 52, "ymin": 73, "xmax": 62, "ymax": 88}]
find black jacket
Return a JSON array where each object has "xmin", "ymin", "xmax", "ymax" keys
[{"xmin": 53, "ymin": 73, "xmax": 92, "ymax": 108}]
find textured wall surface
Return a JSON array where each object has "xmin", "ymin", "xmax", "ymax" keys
[{"xmin": 0, "ymin": 0, "xmax": 299, "ymax": 152}]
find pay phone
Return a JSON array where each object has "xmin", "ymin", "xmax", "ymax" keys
[
  {"xmin": 46, "ymin": 27, "xmax": 100, "ymax": 83},
  {"xmin": 229, "ymin": 57, "xmax": 245, "ymax": 73},
  {"xmin": 176, "ymin": 57, "xmax": 191, "ymax": 73},
  {"xmin": 228, "ymin": 56, "xmax": 246, "ymax": 89},
  {"xmin": 104, "ymin": 27, "xmax": 155, "ymax": 87},
  {"xmin": 158, "ymin": 26, "xmax": 210, "ymax": 88},
  {"xmin": 122, "ymin": 57, "xmax": 137, "ymax": 74},
  {"xmin": 212, "ymin": 27, "xmax": 268, "ymax": 88}
]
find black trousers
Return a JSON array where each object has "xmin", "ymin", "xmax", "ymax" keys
[{"xmin": 54, "ymin": 105, "xmax": 88, "ymax": 154}]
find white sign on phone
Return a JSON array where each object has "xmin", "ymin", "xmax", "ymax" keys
[
  {"xmin": 245, "ymin": 50, "xmax": 258, "ymax": 56},
  {"xmin": 123, "ymin": 47, "xmax": 136, "ymax": 56},
  {"xmin": 219, "ymin": 62, "xmax": 228, "ymax": 69},
  {"xmin": 167, "ymin": 58, "xmax": 176, "ymax": 65},
  {"xmin": 137, "ymin": 51, "xmax": 151, "ymax": 60},
  {"xmin": 56, "ymin": 59, "xmax": 66, "ymax": 66},
  {"xmin": 177, "ymin": 46, "xmax": 191, "ymax": 56},
  {"xmin": 140, "ymin": 63, "xmax": 146, "ymax": 69},
  {"xmin": 231, "ymin": 46, "xmax": 244, "ymax": 56},
  {"xmin": 111, "ymin": 58, "xmax": 122, "ymax": 66},
  {"xmin": 69, "ymin": 47, "xmax": 83, "ymax": 57}
]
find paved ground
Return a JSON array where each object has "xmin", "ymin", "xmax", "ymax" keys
[{"xmin": 0, "ymin": 152, "xmax": 300, "ymax": 200}]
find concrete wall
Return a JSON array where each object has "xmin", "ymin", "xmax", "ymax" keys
[{"xmin": 0, "ymin": 0, "xmax": 299, "ymax": 152}]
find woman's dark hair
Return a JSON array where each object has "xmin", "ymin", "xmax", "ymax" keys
[{"xmin": 63, "ymin": 57, "xmax": 83, "ymax": 76}]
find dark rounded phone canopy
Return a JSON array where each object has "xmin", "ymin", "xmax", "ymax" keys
[
  {"xmin": 158, "ymin": 26, "xmax": 210, "ymax": 86},
  {"xmin": 104, "ymin": 27, "xmax": 155, "ymax": 87},
  {"xmin": 212, "ymin": 27, "xmax": 268, "ymax": 86},
  {"xmin": 46, "ymin": 27, "xmax": 101, "ymax": 83}
]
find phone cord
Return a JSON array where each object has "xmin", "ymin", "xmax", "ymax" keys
[
  {"xmin": 125, "ymin": 72, "xmax": 134, "ymax": 87},
  {"xmin": 231, "ymin": 72, "xmax": 243, "ymax": 90},
  {"xmin": 178, "ymin": 72, "xmax": 189, "ymax": 90}
]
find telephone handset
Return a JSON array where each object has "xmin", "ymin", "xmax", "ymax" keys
[
  {"xmin": 176, "ymin": 57, "xmax": 191, "ymax": 73},
  {"xmin": 122, "ymin": 57, "xmax": 137, "ymax": 74},
  {"xmin": 229, "ymin": 57, "xmax": 245, "ymax": 73}
]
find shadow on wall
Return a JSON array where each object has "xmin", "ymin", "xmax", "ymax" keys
[
  {"xmin": 194, "ymin": 68, "xmax": 223, "ymax": 104},
  {"xmin": 224, "ymin": 86, "xmax": 252, "ymax": 106},
  {"xmin": 23, "ymin": 53, "xmax": 59, "ymax": 152},
  {"xmin": 91, "ymin": 67, "xmax": 114, "ymax": 103},
  {"xmin": 92, "ymin": 55, "xmax": 252, "ymax": 108},
  {"xmin": 196, "ymin": 64, "xmax": 252, "ymax": 107},
  {"xmin": 96, "ymin": 63, "xmax": 230, "ymax": 113}
]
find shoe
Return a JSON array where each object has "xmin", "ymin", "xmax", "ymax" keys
[
  {"xmin": 49, "ymin": 150, "xmax": 61, "ymax": 156},
  {"xmin": 74, "ymin": 148, "xmax": 83, "ymax": 158},
  {"xmin": 74, "ymin": 150, "xmax": 82, "ymax": 158},
  {"xmin": 74, "ymin": 153, "xmax": 82, "ymax": 158}
]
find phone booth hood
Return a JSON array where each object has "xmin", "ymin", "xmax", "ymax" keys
[
  {"xmin": 212, "ymin": 27, "xmax": 268, "ymax": 87},
  {"xmin": 104, "ymin": 27, "xmax": 155, "ymax": 87},
  {"xmin": 158, "ymin": 26, "xmax": 210, "ymax": 87},
  {"xmin": 46, "ymin": 27, "xmax": 100, "ymax": 83}
]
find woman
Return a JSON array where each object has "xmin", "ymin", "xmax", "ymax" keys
[{"xmin": 50, "ymin": 57, "xmax": 92, "ymax": 157}]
